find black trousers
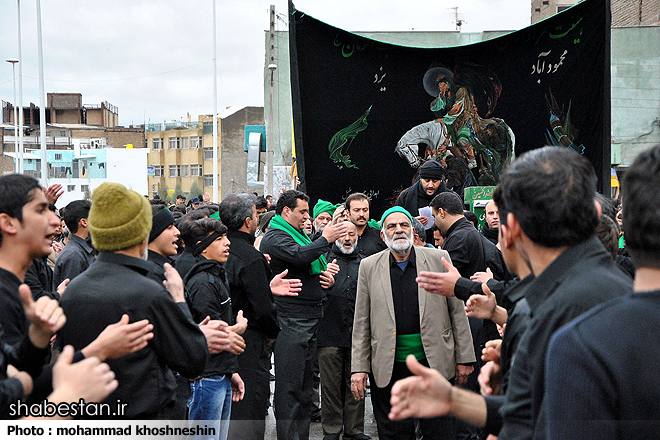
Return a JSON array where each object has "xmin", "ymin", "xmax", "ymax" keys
[
  {"xmin": 273, "ymin": 314, "xmax": 319, "ymax": 440},
  {"xmin": 227, "ymin": 327, "xmax": 271, "ymax": 440},
  {"xmin": 370, "ymin": 360, "xmax": 456, "ymax": 440}
]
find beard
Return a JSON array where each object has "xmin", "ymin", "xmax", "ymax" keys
[
  {"xmin": 335, "ymin": 239, "xmax": 357, "ymax": 255},
  {"xmin": 384, "ymin": 232, "xmax": 414, "ymax": 256}
]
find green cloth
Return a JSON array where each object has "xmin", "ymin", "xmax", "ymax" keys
[
  {"xmin": 619, "ymin": 235, "xmax": 625, "ymax": 249},
  {"xmin": 380, "ymin": 206, "xmax": 414, "ymax": 227},
  {"xmin": 368, "ymin": 219, "xmax": 381, "ymax": 230},
  {"xmin": 210, "ymin": 211, "xmax": 220, "ymax": 220},
  {"xmin": 313, "ymin": 199, "xmax": 340, "ymax": 220},
  {"xmin": 395, "ymin": 333, "xmax": 426, "ymax": 362},
  {"xmin": 269, "ymin": 214, "xmax": 328, "ymax": 275}
]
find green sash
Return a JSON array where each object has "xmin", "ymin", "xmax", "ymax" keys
[
  {"xmin": 395, "ymin": 333, "xmax": 426, "ymax": 362},
  {"xmin": 269, "ymin": 214, "xmax": 328, "ymax": 275}
]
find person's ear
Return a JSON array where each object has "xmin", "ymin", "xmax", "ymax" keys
[
  {"xmin": 0, "ymin": 213, "xmax": 19, "ymax": 236},
  {"xmin": 80, "ymin": 218, "xmax": 88, "ymax": 230}
]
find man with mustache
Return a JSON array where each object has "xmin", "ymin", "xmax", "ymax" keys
[
  {"xmin": 342, "ymin": 193, "xmax": 386, "ymax": 258},
  {"xmin": 351, "ymin": 207, "xmax": 474, "ymax": 440}
]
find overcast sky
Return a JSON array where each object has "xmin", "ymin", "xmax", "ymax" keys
[{"xmin": 0, "ymin": 0, "xmax": 530, "ymax": 127}]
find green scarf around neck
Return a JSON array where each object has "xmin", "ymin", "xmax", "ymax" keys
[{"xmin": 269, "ymin": 214, "xmax": 328, "ymax": 275}]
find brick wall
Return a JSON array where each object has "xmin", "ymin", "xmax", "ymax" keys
[{"xmin": 612, "ymin": 0, "xmax": 660, "ymax": 26}]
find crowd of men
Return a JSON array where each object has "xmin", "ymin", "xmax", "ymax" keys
[{"xmin": 0, "ymin": 144, "xmax": 657, "ymax": 440}]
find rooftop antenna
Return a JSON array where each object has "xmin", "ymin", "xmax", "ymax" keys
[{"xmin": 449, "ymin": 7, "xmax": 466, "ymax": 31}]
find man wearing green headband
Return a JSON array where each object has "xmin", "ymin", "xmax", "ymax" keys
[
  {"xmin": 260, "ymin": 190, "xmax": 348, "ymax": 440},
  {"xmin": 351, "ymin": 206, "xmax": 474, "ymax": 440}
]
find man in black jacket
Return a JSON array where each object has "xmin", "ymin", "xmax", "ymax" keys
[
  {"xmin": 317, "ymin": 221, "xmax": 369, "ymax": 440},
  {"xmin": 343, "ymin": 192, "xmax": 386, "ymax": 258},
  {"xmin": 481, "ymin": 200, "xmax": 499, "ymax": 245},
  {"xmin": 59, "ymin": 182, "xmax": 208, "ymax": 419},
  {"xmin": 260, "ymin": 190, "xmax": 347, "ymax": 440},
  {"xmin": 53, "ymin": 199, "xmax": 94, "ymax": 288},
  {"xmin": 390, "ymin": 146, "xmax": 632, "ymax": 440},
  {"xmin": 219, "ymin": 193, "xmax": 280, "ymax": 440},
  {"xmin": 183, "ymin": 217, "xmax": 246, "ymax": 438},
  {"xmin": 396, "ymin": 160, "xmax": 447, "ymax": 243}
]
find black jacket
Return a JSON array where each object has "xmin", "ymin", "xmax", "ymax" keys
[
  {"xmin": 356, "ymin": 225, "xmax": 387, "ymax": 258},
  {"xmin": 25, "ymin": 256, "xmax": 58, "ymax": 301},
  {"xmin": 59, "ymin": 252, "xmax": 208, "ymax": 419},
  {"xmin": 224, "ymin": 231, "xmax": 279, "ymax": 339},
  {"xmin": 486, "ymin": 236, "xmax": 633, "ymax": 438},
  {"xmin": 442, "ymin": 217, "xmax": 486, "ymax": 278},
  {"xmin": 174, "ymin": 246, "xmax": 200, "ymax": 280},
  {"xmin": 396, "ymin": 180, "xmax": 447, "ymax": 244},
  {"xmin": 184, "ymin": 259, "xmax": 237, "ymax": 377},
  {"xmin": 260, "ymin": 228, "xmax": 332, "ymax": 316},
  {"xmin": 52, "ymin": 234, "xmax": 95, "ymax": 289},
  {"xmin": 317, "ymin": 245, "xmax": 362, "ymax": 348},
  {"xmin": 146, "ymin": 249, "xmax": 174, "ymax": 284}
]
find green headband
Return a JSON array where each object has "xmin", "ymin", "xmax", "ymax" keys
[{"xmin": 380, "ymin": 206, "xmax": 414, "ymax": 227}]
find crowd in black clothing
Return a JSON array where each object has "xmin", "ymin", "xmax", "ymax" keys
[{"xmin": 1, "ymin": 145, "xmax": 658, "ymax": 440}]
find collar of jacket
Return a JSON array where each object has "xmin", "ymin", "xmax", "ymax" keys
[
  {"xmin": 227, "ymin": 230, "xmax": 255, "ymax": 245},
  {"xmin": 95, "ymin": 251, "xmax": 152, "ymax": 276}
]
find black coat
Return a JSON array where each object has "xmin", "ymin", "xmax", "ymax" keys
[
  {"xmin": 356, "ymin": 225, "xmax": 387, "ymax": 258},
  {"xmin": 224, "ymin": 231, "xmax": 279, "ymax": 339},
  {"xmin": 59, "ymin": 252, "xmax": 208, "ymax": 419},
  {"xmin": 184, "ymin": 258, "xmax": 237, "ymax": 377},
  {"xmin": 25, "ymin": 256, "xmax": 58, "ymax": 300},
  {"xmin": 260, "ymin": 228, "xmax": 332, "ymax": 316},
  {"xmin": 317, "ymin": 245, "xmax": 362, "ymax": 348}
]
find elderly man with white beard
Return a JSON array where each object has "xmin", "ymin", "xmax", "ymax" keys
[
  {"xmin": 350, "ymin": 207, "xmax": 474, "ymax": 440},
  {"xmin": 317, "ymin": 221, "xmax": 370, "ymax": 440}
]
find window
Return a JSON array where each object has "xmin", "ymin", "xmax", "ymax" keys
[
  {"xmin": 557, "ymin": 5, "xmax": 571, "ymax": 12},
  {"xmin": 152, "ymin": 138, "xmax": 163, "ymax": 150},
  {"xmin": 191, "ymin": 164, "xmax": 203, "ymax": 177},
  {"xmin": 203, "ymin": 122, "xmax": 213, "ymax": 134},
  {"xmin": 204, "ymin": 175, "xmax": 213, "ymax": 187},
  {"xmin": 181, "ymin": 137, "xmax": 189, "ymax": 149},
  {"xmin": 204, "ymin": 147, "xmax": 213, "ymax": 160},
  {"xmin": 81, "ymin": 185, "xmax": 90, "ymax": 194},
  {"xmin": 168, "ymin": 137, "xmax": 181, "ymax": 149},
  {"xmin": 190, "ymin": 136, "xmax": 202, "ymax": 149},
  {"xmin": 181, "ymin": 165, "xmax": 189, "ymax": 177},
  {"xmin": 60, "ymin": 130, "xmax": 66, "ymax": 137},
  {"xmin": 67, "ymin": 185, "xmax": 75, "ymax": 192},
  {"xmin": 169, "ymin": 165, "xmax": 181, "ymax": 177},
  {"xmin": 154, "ymin": 165, "xmax": 164, "ymax": 177},
  {"xmin": 54, "ymin": 153, "xmax": 63, "ymax": 160}
]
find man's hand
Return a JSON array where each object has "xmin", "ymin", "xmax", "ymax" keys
[
  {"xmin": 81, "ymin": 315, "xmax": 154, "ymax": 361},
  {"xmin": 465, "ymin": 283, "xmax": 498, "ymax": 320},
  {"xmin": 455, "ymin": 364, "xmax": 474, "ymax": 386},
  {"xmin": 228, "ymin": 310, "xmax": 248, "ymax": 335},
  {"xmin": 481, "ymin": 339, "xmax": 502, "ymax": 363},
  {"xmin": 198, "ymin": 316, "xmax": 230, "ymax": 354},
  {"xmin": 51, "ymin": 241, "xmax": 64, "ymax": 256},
  {"xmin": 321, "ymin": 222, "xmax": 348, "ymax": 243},
  {"xmin": 389, "ymin": 355, "xmax": 453, "ymax": 420},
  {"xmin": 470, "ymin": 268, "xmax": 493, "ymax": 284},
  {"xmin": 231, "ymin": 373, "xmax": 245, "ymax": 402},
  {"xmin": 7, "ymin": 364, "xmax": 33, "ymax": 397},
  {"xmin": 262, "ymin": 253, "xmax": 271, "ymax": 264},
  {"xmin": 270, "ymin": 269, "xmax": 302, "ymax": 297},
  {"xmin": 416, "ymin": 258, "xmax": 460, "ymax": 297},
  {"xmin": 163, "ymin": 263, "xmax": 185, "ymax": 303},
  {"xmin": 20, "ymin": 284, "xmax": 66, "ymax": 348},
  {"xmin": 332, "ymin": 206, "xmax": 347, "ymax": 224},
  {"xmin": 56, "ymin": 279, "xmax": 70, "ymax": 297},
  {"xmin": 44, "ymin": 184, "xmax": 64, "ymax": 205},
  {"xmin": 351, "ymin": 372, "xmax": 368, "ymax": 400},
  {"xmin": 326, "ymin": 259, "xmax": 340, "ymax": 276},
  {"xmin": 478, "ymin": 361, "xmax": 502, "ymax": 396},
  {"xmin": 50, "ymin": 345, "xmax": 117, "ymax": 404},
  {"xmin": 415, "ymin": 215, "xmax": 428, "ymax": 226},
  {"xmin": 224, "ymin": 331, "xmax": 246, "ymax": 355},
  {"xmin": 319, "ymin": 270, "xmax": 335, "ymax": 289}
]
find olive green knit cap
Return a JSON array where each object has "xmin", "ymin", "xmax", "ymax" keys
[{"xmin": 89, "ymin": 182, "xmax": 152, "ymax": 251}]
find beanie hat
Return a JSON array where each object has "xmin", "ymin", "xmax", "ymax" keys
[
  {"xmin": 380, "ymin": 206, "xmax": 414, "ymax": 227},
  {"xmin": 89, "ymin": 182, "xmax": 152, "ymax": 251},
  {"xmin": 419, "ymin": 160, "xmax": 446, "ymax": 180},
  {"xmin": 313, "ymin": 199, "xmax": 340, "ymax": 220},
  {"xmin": 149, "ymin": 208, "xmax": 175, "ymax": 243}
]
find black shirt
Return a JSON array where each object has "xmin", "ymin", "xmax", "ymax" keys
[
  {"xmin": 389, "ymin": 249, "xmax": 420, "ymax": 336},
  {"xmin": 442, "ymin": 217, "xmax": 486, "ymax": 278},
  {"xmin": 356, "ymin": 225, "xmax": 387, "ymax": 258},
  {"xmin": 0, "ymin": 267, "xmax": 27, "ymax": 346},
  {"xmin": 52, "ymin": 234, "xmax": 95, "ymax": 289}
]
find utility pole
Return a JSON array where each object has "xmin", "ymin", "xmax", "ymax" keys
[
  {"xmin": 17, "ymin": 0, "xmax": 24, "ymax": 173},
  {"xmin": 36, "ymin": 0, "xmax": 48, "ymax": 186},
  {"xmin": 212, "ymin": 0, "xmax": 219, "ymax": 203},
  {"xmin": 266, "ymin": 5, "xmax": 276, "ymax": 198}
]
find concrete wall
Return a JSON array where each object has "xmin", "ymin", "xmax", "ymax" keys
[
  {"xmin": 611, "ymin": 26, "xmax": 660, "ymax": 166},
  {"xmin": 70, "ymin": 127, "xmax": 144, "ymax": 149},
  {"xmin": 220, "ymin": 107, "xmax": 265, "ymax": 198}
]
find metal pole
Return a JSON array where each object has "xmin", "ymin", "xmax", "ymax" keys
[
  {"xmin": 266, "ymin": 5, "xmax": 276, "ymax": 197},
  {"xmin": 212, "ymin": 0, "xmax": 219, "ymax": 203},
  {"xmin": 36, "ymin": 0, "xmax": 48, "ymax": 186},
  {"xmin": 6, "ymin": 59, "xmax": 19, "ymax": 173},
  {"xmin": 17, "ymin": 0, "xmax": 24, "ymax": 174}
]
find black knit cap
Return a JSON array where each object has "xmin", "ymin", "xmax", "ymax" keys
[{"xmin": 419, "ymin": 160, "xmax": 446, "ymax": 180}]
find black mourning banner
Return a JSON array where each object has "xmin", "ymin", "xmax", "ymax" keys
[{"xmin": 289, "ymin": 0, "xmax": 610, "ymax": 216}]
